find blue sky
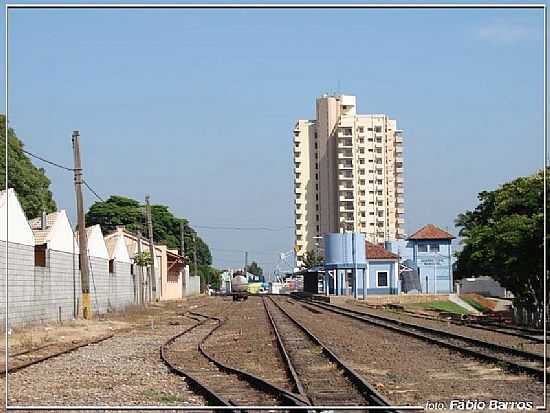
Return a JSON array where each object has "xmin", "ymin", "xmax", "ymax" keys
[{"xmin": 0, "ymin": 4, "xmax": 545, "ymax": 274}]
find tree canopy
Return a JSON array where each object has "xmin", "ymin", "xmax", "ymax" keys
[
  {"xmin": 246, "ymin": 261, "xmax": 263, "ymax": 276},
  {"xmin": 0, "ymin": 114, "xmax": 57, "ymax": 218},
  {"xmin": 302, "ymin": 249, "xmax": 324, "ymax": 269},
  {"xmin": 86, "ymin": 195, "xmax": 212, "ymax": 265},
  {"xmin": 454, "ymin": 169, "xmax": 548, "ymax": 309}
]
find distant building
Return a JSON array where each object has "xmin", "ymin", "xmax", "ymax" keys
[
  {"xmin": 387, "ymin": 224, "xmax": 455, "ymax": 294},
  {"xmin": 320, "ymin": 233, "xmax": 399, "ymax": 296},
  {"xmin": 293, "ymin": 94, "xmax": 405, "ymax": 266}
]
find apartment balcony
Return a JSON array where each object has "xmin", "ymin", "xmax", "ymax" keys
[
  {"xmin": 396, "ymin": 186, "xmax": 404, "ymax": 194},
  {"xmin": 397, "ymin": 207, "xmax": 405, "ymax": 214},
  {"xmin": 338, "ymin": 152, "xmax": 353, "ymax": 159},
  {"xmin": 338, "ymin": 175, "xmax": 353, "ymax": 181},
  {"xmin": 295, "ymin": 228, "xmax": 304, "ymax": 236},
  {"xmin": 395, "ymin": 135, "xmax": 403, "ymax": 143},
  {"xmin": 337, "ymin": 142, "xmax": 353, "ymax": 149},
  {"xmin": 397, "ymin": 217, "xmax": 405, "ymax": 225},
  {"xmin": 395, "ymin": 156, "xmax": 404, "ymax": 163},
  {"xmin": 339, "ymin": 195, "xmax": 354, "ymax": 202},
  {"xmin": 396, "ymin": 167, "xmax": 404, "ymax": 174},
  {"xmin": 338, "ymin": 162, "xmax": 353, "ymax": 169},
  {"xmin": 339, "ymin": 206, "xmax": 355, "ymax": 214},
  {"xmin": 338, "ymin": 184, "xmax": 354, "ymax": 191},
  {"xmin": 295, "ymin": 187, "xmax": 302, "ymax": 194}
]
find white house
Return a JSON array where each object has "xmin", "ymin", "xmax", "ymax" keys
[
  {"xmin": 0, "ymin": 188, "xmax": 35, "ymax": 246},
  {"xmin": 76, "ymin": 224, "xmax": 109, "ymax": 260},
  {"xmin": 28, "ymin": 210, "xmax": 78, "ymax": 253}
]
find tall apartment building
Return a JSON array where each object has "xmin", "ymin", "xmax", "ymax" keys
[{"xmin": 293, "ymin": 95, "xmax": 405, "ymax": 265}]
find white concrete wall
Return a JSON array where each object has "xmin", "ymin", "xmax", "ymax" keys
[
  {"xmin": 0, "ymin": 240, "xmax": 137, "ymax": 328},
  {"xmin": 48, "ymin": 210, "xmax": 78, "ymax": 254},
  {"xmin": 0, "ymin": 189, "xmax": 35, "ymax": 246},
  {"xmin": 86, "ymin": 225, "xmax": 109, "ymax": 259}
]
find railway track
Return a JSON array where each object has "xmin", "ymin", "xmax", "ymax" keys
[
  {"xmin": 264, "ymin": 296, "xmax": 400, "ymax": 412},
  {"xmin": 1, "ymin": 334, "xmax": 114, "ymax": 375},
  {"xmin": 161, "ymin": 307, "xmax": 307, "ymax": 411},
  {"xmin": 297, "ymin": 298, "xmax": 548, "ymax": 381}
]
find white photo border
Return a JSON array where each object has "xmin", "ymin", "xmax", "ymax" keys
[{"xmin": 4, "ymin": 2, "xmax": 547, "ymax": 411}]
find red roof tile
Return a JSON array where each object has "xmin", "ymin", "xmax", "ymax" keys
[
  {"xmin": 365, "ymin": 241, "xmax": 398, "ymax": 259},
  {"xmin": 407, "ymin": 224, "xmax": 455, "ymax": 240}
]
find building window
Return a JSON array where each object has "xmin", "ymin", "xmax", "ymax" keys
[
  {"xmin": 358, "ymin": 126, "xmax": 364, "ymax": 132},
  {"xmin": 368, "ymin": 127, "xmax": 373, "ymax": 131},
  {"xmin": 315, "ymin": 173, "xmax": 318, "ymax": 180},
  {"xmin": 314, "ymin": 142, "xmax": 318, "ymax": 149},
  {"xmin": 375, "ymin": 126, "xmax": 382, "ymax": 133},
  {"xmin": 377, "ymin": 180, "xmax": 383, "ymax": 185},
  {"xmin": 359, "ymin": 138, "xmax": 364, "ymax": 143},
  {"xmin": 316, "ymin": 214, "xmax": 320, "ymax": 221},
  {"xmin": 368, "ymin": 138, "xmax": 374, "ymax": 142},
  {"xmin": 109, "ymin": 259, "xmax": 115, "ymax": 274},
  {"xmin": 377, "ymin": 271, "xmax": 389, "ymax": 287},
  {"xmin": 429, "ymin": 243, "xmax": 440, "ymax": 252},
  {"xmin": 316, "ymin": 184, "xmax": 319, "ymax": 190},
  {"xmin": 35, "ymin": 244, "xmax": 47, "ymax": 267},
  {"xmin": 418, "ymin": 244, "xmax": 428, "ymax": 253},
  {"xmin": 359, "ymin": 159, "xmax": 365, "ymax": 164},
  {"xmin": 369, "ymin": 180, "xmax": 374, "ymax": 184}
]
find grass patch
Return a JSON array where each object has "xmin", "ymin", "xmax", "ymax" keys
[
  {"xmin": 460, "ymin": 296, "xmax": 491, "ymax": 313},
  {"xmin": 407, "ymin": 300, "xmax": 471, "ymax": 315}
]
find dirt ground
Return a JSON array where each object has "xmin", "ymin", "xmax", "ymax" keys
[{"xmin": 1, "ymin": 296, "xmax": 213, "ymax": 411}]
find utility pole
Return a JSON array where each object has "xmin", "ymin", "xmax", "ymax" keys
[
  {"xmin": 145, "ymin": 196, "xmax": 157, "ymax": 302},
  {"xmin": 244, "ymin": 251, "xmax": 248, "ymax": 276},
  {"xmin": 192, "ymin": 232, "xmax": 198, "ymax": 290},
  {"xmin": 72, "ymin": 130, "xmax": 92, "ymax": 320},
  {"xmin": 136, "ymin": 230, "xmax": 144, "ymax": 305},
  {"xmin": 180, "ymin": 222, "xmax": 186, "ymax": 297}
]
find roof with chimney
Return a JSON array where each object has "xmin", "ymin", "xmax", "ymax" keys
[
  {"xmin": 365, "ymin": 241, "xmax": 398, "ymax": 260},
  {"xmin": 407, "ymin": 224, "xmax": 455, "ymax": 241},
  {"xmin": 28, "ymin": 211, "xmax": 61, "ymax": 245}
]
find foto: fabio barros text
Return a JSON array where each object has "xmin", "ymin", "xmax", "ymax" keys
[{"xmin": 425, "ymin": 400, "xmax": 535, "ymax": 410}]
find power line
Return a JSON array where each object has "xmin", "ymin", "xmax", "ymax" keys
[
  {"xmin": 194, "ymin": 225, "xmax": 293, "ymax": 231},
  {"xmin": 83, "ymin": 179, "xmax": 104, "ymax": 202},
  {"xmin": 21, "ymin": 148, "xmax": 75, "ymax": 171}
]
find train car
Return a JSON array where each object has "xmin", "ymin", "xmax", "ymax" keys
[{"xmin": 231, "ymin": 271, "xmax": 249, "ymax": 301}]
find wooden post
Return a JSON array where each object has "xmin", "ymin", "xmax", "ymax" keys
[
  {"xmin": 145, "ymin": 196, "xmax": 157, "ymax": 301},
  {"xmin": 136, "ymin": 230, "xmax": 144, "ymax": 305},
  {"xmin": 193, "ymin": 232, "xmax": 198, "ymax": 290},
  {"xmin": 72, "ymin": 131, "xmax": 92, "ymax": 320},
  {"xmin": 180, "ymin": 222, "xmax": 186, "ymax": 297}
]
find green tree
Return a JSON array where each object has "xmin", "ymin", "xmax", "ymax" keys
[
  {"xmin": 86, "ymin": 195, "xmax": 212, "ymax": 265},
  {"xmin": 302, "ymin": 249, "xmax": 324, "ymax": 269},
  {"xmin": 246, "ymin": 261, "xmax": 263, "ymax": 276},
  {"xmin": 0, "ymin": 114, "xmax": 57, "ymax": 218},
  {"xmin": 198, "ymin": 264, "xmax": 222, "ymax": 291},
  {"xmin": 454, "ymin": 169, "xmax": 548, "ymax": 310},
  {"xmin": 133, "ymin": 251, "xmax": 153, "ymax": 267}
]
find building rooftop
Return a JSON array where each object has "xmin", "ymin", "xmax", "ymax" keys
[
  {"xmin": 28, "ymin": 211, "xmax": 60, "ymax": 245},
  {"xmin": 407, "ymin": 224, "xmax": 455, "ymax": 241},
  {"xmin": 365, "ymin": 241, "xmax": 398, "ymax": 260}
]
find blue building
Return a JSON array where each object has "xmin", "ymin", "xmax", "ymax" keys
[
  {"xmin": 321, "ymin": 233, "xmax": 398, "ymax": 297},
  {"xmin": 387, "ymin": 224, "xmax": 455, "ymax": 294}
]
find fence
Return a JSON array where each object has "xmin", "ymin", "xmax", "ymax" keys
[{"xmin": 0, "ymin": 240, "xmax": 136, "ymax": 329}]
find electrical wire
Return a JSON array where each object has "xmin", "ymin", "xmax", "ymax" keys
[
  {"xmin": 194, "ymin": 225, "xmax": 293, "ymax": 231},
  {"xmin": 21, "ymin": 149, "xmax": 74, "ymax": 171},
  {"xmin": 83, "ymin": 179, "xmax": 104, "ymax": 202}
]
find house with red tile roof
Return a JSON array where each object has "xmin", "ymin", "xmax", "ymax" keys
[{"xmin": 385, "ymin": 224, "xmax": 455, "ymax": 294}]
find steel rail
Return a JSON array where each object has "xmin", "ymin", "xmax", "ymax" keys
[
  {"xmin": 161, "ymin": 306, "xmax": 307, "ymax": 410},
  {"xmin": 191, "ymin": 310, "xmax": 309, "ymax": 407},
  {"xmin": 299, "ymin": 298, "xmax": 548, "ymax": 381},
  {"xmin": 160, "ymin": 315, "xmax": 235, "ymax": 411},
  {"xmin": 267, "ymin": 296, "xmax": 401, "ymax": 412},
  {"xmin": 261, "ymin": 297, "xmax": 312, "ymax": 406},
  {"xmin": 1, "ymin": 334, "xmax": 114, "ymax": 376}
]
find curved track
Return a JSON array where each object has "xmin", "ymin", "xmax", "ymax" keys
[
  {"xmin": 264, "ymin": 296, "xmax": 400, "ymax": 412},
  {"xmin": 297, "ymin": 298, "xmax": 548, "ymax": 381},
  {"xmin": 160, "ymin": 307, "xmax": 307, "ymax": 410}
]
